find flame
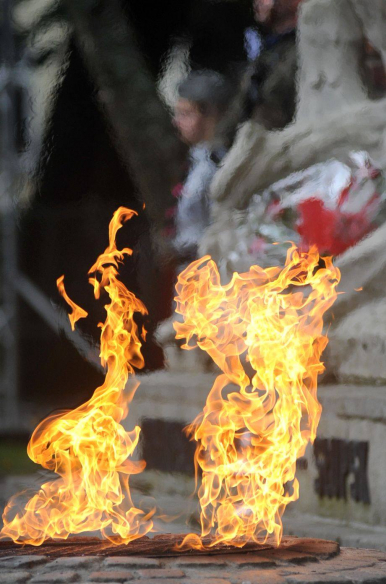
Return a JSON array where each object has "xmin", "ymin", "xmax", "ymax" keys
[
  {"xmin": 56, "ymin": 275, "xmax": 88, "ymax": 330},
  {"xmin": 174, "ymin": 245, "xmax": 340, "ymax": 548},
  {"xmin": 1, "ymin": 207, "xmax": 153, "ymax": 545}
]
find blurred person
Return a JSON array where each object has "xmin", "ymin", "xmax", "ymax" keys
[
  {"xmin": 156, "ymin": 71, "xmax": 233, "ymax": 350},
  {"xmin": 170, "ymin": 70, "xmax": 233, "ymax": 264},
  {"xmin": 243, "ymin": 0, "xmax": 301, "ymax": 129},
  {"xmin": 254, "ymin": 0, "xmax": 299, "ymax": 31}
]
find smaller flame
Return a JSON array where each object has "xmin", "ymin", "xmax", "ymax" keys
[
  {"xmin": 56, "ymin": 275, "xmax": 88, "ymax": 330},
  {"xmin": 174, "ymin": 245, "xmax": 340, "ymax": 549},
  {"xmin": 1, "ymin": 207, "xmax": 153, "ymax": 545}
]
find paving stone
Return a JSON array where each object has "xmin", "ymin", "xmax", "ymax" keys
[
  {"xmin": 279, "ymin": 566, "xmax": 329, "ymax": 577},
  {"xmin": 261, "ymin": 549, "xmax": 317, "ymax": 564},
  {"xmin": 187, "ymin": 572, "xmax": 235, "ymax": 581},
  {"xmin": 278, "ymin": 564, "xmax": 327, "ymax": 580},
  {"xmin": 0, "ymin": 571, "xmax": 31, "ymax": 584},
  {"xmin": 233, "ymin": 569, "xmax": 286, "ymax": 584},
  {"xmin": 285, "ymin": 574, "xmax": 351, "ymax": 583},
  {"xmin": 279, "ymin": 548, "xmax": 380, "ymax": 577},
  {"xmin": 228, "ymin": 554, "xmax": 276, "ymax": 568},
  {"xmin": 171, "ymin": 556, "xmax": 228, "ymax": 568},
  {"xmin": 30, "ymin": 571, "xmax": 79, "ymax": 583},
  {"xmin": 342, "ymin": 568, "xmax": 386, "ymax": 583},
  {"xmin": 47, "ymin": 556, "xmax": 100, "ymax": 568},
  {"xmin": 314, "ymin": 557, "xmax": 379, "ymax": 574},
  {"xmin": 2, "ymin": 543, "xmax": 386, "ymax": 584},
  {"xmin": 104, "ymin": 557, "xmax": 161, "ymax": 568},
  {"xmin": 285, "ymin": 539, "xmax": 339, "ymax": 560},
  {"xmin": 183, "ymin": 579, "xmax": 232, "ymax": 584},
  {"xmin": 0, "ymin": 556, "xmax": 48, "ymax": 569},
  {"xmin": 88, "ymin": 571, "xmax": 133, "ymax": 582},
  {"xmin": 344, "ymin": 549, "xmax": 386, "ymax": 561},
  {"xmin": 332, "ymin": 548, "xmax": 378, "ymax": 560},
  {"xmin": 135, "ymin": 568, "xmax": 185, "ymax": 579},
  {"xmin": 134, "ymin": 581, "xmax": 185, "ymax": 584},
  {"xmin": 279, "ymin": 559, "xmax": 379, "ymax": 579}
]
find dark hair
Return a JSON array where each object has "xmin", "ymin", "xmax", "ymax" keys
[{"xmin": 178, "ymin": 70, "xmax": 233, "ymax": 116}]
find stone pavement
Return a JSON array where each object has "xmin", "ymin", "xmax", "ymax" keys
[{"xmin": 1, "ymin": 538, "xmax": 386, "ymax": 584}]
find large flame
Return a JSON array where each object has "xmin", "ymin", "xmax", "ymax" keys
[
  {"xmin": 1, "ymin": 207, "xmax": 153, "ymax": 545},
  {"xmin": 174, "ymin": 245, "xmax": 340, "ymax": 548}
]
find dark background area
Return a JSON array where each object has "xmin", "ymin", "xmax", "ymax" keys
[{"xmin": 18, "ymin": 0, "xmax": 254, "ymax": 412}]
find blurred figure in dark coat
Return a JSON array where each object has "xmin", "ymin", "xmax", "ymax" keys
[{"xmin": 243, "ymin": 0, "xmax": 301, "ymax": 129}]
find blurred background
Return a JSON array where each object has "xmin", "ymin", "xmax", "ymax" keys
[{"xmin": 1, "ymin": 0, "xmax": 386, "ymax": 548}]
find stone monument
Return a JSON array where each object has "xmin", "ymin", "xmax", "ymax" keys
[{"xmin": 131, "ymin": 0, "xmax": 386, "ymax": 549}]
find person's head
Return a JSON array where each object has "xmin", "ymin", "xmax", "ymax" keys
[
  {"xmin": 253, "ymin": 0, "xmax": 300, "ymax": 33},
  {"xmin": 253, "ymin": 0, "xmax": 275, "ymax": 24},
  {"xmin": 174, "ymin": 70, "xmax": 232, "ymax": 145}
]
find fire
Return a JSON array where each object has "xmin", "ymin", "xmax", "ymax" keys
[
  {"xmin": 56, "ymin": 275, "xmax": 88, "ymax": 330},
  {"xmin": 1, "ymin": 207, "xmax": 153, "ymax": 545},
  {"xmin": 174, "ymin": 245, "xmax": 340, "ymax": 548}
]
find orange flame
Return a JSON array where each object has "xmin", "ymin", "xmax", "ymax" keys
[
  {"xmin": 174, "ymin": 245, "xmax": 340, "ymax": 548},
  {"xmin": 1, "ymin": 207, "xmax": 153, "ymax": 545},
  {"xmin": 56, "ymin": 275, "xmax": 88, "ymax": 330}
]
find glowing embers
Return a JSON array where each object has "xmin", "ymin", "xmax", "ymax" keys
[
  {"xmin": 1, "ymin": 207, "xmax": 153, "ymax": 546},
  {"xmin": 174, "ymin": 246, "xmax": 340, "ymax": 548}
]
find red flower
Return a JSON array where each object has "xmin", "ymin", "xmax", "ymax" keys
[{"xmin": 297, "ymin": 197, "xmax": 374, "ymax": 256}]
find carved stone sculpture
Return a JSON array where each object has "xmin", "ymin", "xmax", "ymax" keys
[{"xmin": 201, "ymin": 0, "xmax": 386, "ymax": 268}]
